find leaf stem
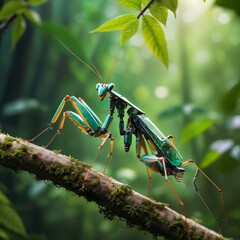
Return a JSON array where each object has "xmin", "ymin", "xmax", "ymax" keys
[
  {"xmin": 0, "ymin": 14, "xmax": 17, "ymax": 38},
  {"xmin": 137, "ymin": 0, "xmax": 155, "ymax": 19}
]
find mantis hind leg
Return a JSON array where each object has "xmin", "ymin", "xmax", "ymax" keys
[
  {"xmin": 181, "ymin": 159, "xmax": 224, "ymax": 208},
  {"xmin": 181, "ymin": 159, "xmax": 225, "ymax": 232},
  {"xmin": 160, "ymin": 157, "xmax": 189, "ymax": 238},
  {"xmin": 138, "ymin": 153, "xmax": 189, "ymax": 236}
]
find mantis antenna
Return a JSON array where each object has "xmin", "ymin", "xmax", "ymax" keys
[
  {"xmin": 55, "ymin": 37, "xmax": 104, "ymax": 82},
  {"xmin": 105, "ymin": 48, "xmax": 122, "ymax": 84},
  {"xmin": 56, "ymin": 36, "xmax": 122, "ymax": 84}
]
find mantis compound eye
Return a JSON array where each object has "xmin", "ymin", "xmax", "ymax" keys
[{"xmin": 96, "ymin": 83, "xmax": 101, "ymax": 90}]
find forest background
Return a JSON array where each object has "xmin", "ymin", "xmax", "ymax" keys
[{"xmin": 0, "ymin": 0, "xmax": 240, "ymax": 239}]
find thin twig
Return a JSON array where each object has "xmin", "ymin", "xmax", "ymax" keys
[
  {"xmin": 137, "ymin": 0, "xmax": 155, "ymax": 19},
  {"xmin": 0, "ymin": 14, "xmax": 17, "ymax": 36}
]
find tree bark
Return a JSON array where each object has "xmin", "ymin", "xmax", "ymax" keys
[{"xmin": 0, "ymin": 133, "xmax": 227, "ymax": 240}]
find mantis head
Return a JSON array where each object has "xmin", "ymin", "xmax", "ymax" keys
[{"xmin": 96, "ymin": 83, "xmax": 115, "ymax": 101}]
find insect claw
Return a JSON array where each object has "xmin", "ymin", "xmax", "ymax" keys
[
  {"xmin": 80, "ymin": 183, "xmax": 85, "ymax": 191},
  {"xmin": 47, "ymin": 124, "xmax": 53, "ymax": 131},
  {"xmin": 81, "ymin": 173, "xmax": 90, "ymax": 190}
]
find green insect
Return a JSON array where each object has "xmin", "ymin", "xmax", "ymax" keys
[{"xmin": 29, "ymin": 42, "xmax": 225, "ymax": 233}]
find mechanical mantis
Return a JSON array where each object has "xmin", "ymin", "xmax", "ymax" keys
[
  {"xmin": 29, "ymin": 81, "xmax": 224, "ymax": 222},
  {"xmin": 28, "ymin": 43, "xmax": 225, "ymax": 233}
]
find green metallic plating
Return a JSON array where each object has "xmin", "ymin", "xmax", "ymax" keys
[
  {"xmin": 137, "ymin": 116, "xmax": 182, "ymax": 167},
  {"xmin": 69, "ymin": 111, "xmax": 87, "ymax": 128},
  {"xmin": 71, "ymin": 96, "xmax": 102, "ymax": 130},
  {"xmin": 102, "ymin": 114, "xmax": 113, "ymax": 132}
]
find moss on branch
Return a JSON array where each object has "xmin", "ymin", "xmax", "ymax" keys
[{"xmin": 0, "ymin": 133, "xmax": 228, "ymax": 240}]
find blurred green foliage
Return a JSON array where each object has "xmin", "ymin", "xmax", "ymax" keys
[
  {"xmin": 0, "ymin": 191, "xmax": 28, "ymax": 240},
  {"xmin": 0, "ymin": 0, "xmax": 240, "ymax": 239},
  {"xmin": 215, "ymin": 0, "xmax": 240, "ymax": 17},
  {"xmin": 0, "ymin": 0, "xmax": 47, "ymax": 47}
]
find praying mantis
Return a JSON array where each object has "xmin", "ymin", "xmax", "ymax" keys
[{"xmin": 28, "ymin": 42, "xmax": 225, "ymax": 235}]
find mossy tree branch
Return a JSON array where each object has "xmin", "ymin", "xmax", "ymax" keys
[{"xmin": 0, "ymin": 133, "xmax": 227, "ymax": 240}]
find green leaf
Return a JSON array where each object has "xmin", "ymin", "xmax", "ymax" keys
[
  {"xmin": 27, "ymin": 0, "xmax": 48, "ymax": 6},
  {"xmin": 0, "ymin": 191, "xmax": 10, "ymax": 204},
  {"xmin": 215, "ymin": 0, "xmax": 240, "ymax": 17},
  {"xmin": 159, "ymin": 105, "xmax": 183, "ymax": 118},
  {"xmin": 149, "ymin": 0, "xmax": 168, "ymax": 26},
  {"xmin": 22, "ymin": 8, "xmax": 42, "ymax": 25},
  {"xmin": 0, "ymin": 230, "xmax": 9, "ymax": 240},
  {"xmin": 180, "ymin": 119, "xmax": 215, "ymax": 143},
  {"xmin": 11, "ymin": 15, "xmax": 26, "ymax": 48},
  {"xmin": 160, "ymin": 0, "xmax": 178, "ymax": 17},
  {"xmin": 0, "ymin": 1, "xmax": 24, "ymax": 20},
  {"xmin": 118, "ymin": 0, "xmax": 141, "ymax": 10},
  {"xmin": 120, "ymin": 19, "xmax": 139, "ymax": 45},
  {"xmin": 0, "ymin": 200, "xmax": 27, "ymax": 238},
  {"xmin": 91, "ymin": 14, "xmax": 137, "ymax": 32},
  {"xmin": 142, "ymin": 15, "xmax": 168, "ymax": 68},
  {"xmin": 220, "ymin": 81, "xmax": 240, "ymax": 114},
  {"xmin": 200, "ymin": 150, "xmax": 221, "ymax": 169},
  {"xmin": 0, "ymin": 205, "xmax": 27, "ymax": 238}
]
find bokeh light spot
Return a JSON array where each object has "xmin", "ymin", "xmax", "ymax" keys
[{"xmin": 155, "ymin": 86, "xmax": 169, "ymax": 99}]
